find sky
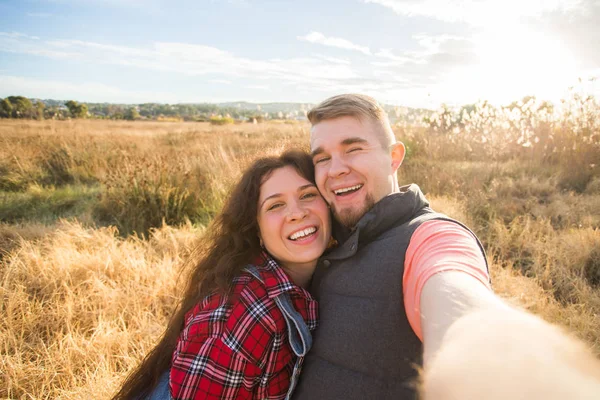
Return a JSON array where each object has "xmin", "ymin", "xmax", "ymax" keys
[{"xmin": 0, "ymin": 0, "xmax": 598, "ymax": 108}]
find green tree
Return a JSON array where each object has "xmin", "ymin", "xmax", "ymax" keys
[
  {"xmin": 65, "ymin": 100, "xmax": 88, "ymax": 118},
  {"xmin": 33, "ymin": 100, "xmax": 45, "ymax": 120},
  {"xmin": 44, "ymin": 106, "xmax": 68, "ymax": 120},
  {"xmin": 7, "ymin": 96, "xmax": 34, "ymax": 118},
  {"xmin": 124, "ymin": 107, "xmax": 140, "ymax": 120},
  {"xmin": 0, "ymin": 98, "xmax": 12, "ymax": 118},
  {"xmin": 65, "ymin": 100, "xmax": 78, "ymax": 117}
]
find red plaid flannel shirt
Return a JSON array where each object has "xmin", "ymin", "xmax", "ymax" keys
[{"xmin": 170, "ymin": 253, "xmax": 318, "ymax": 400}]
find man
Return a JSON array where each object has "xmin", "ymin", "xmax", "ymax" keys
[{"xmin": 292, "ymin": 94, "xmax": 600, "ymax": 399}]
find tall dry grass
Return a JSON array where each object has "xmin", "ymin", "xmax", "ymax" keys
[
  {"xmin": 0, "ymin": 107, "xmax": 599, "ymax": 399},
  {"xmin": 1, "ymin": 221, "xmax": 201, "ymax": 398},
  {"xmin": 0, "ymin": 119, "xmax": 308, "ymax": 235}
]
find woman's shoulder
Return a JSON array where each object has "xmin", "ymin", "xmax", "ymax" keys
[
  {"xmin": 227, "ymin": 267, "xmax": 283, "ymax": 332},
  {"xmin": 221, "ymin": 268, "xmax": 290, "ymax": 365},
  {"xmin": 182, "ymin": 268, "xmax": 285, "ymax": 339},
  {"xmin": 177, "ymin": 266, "xmax": 295, "ymax": 367}
]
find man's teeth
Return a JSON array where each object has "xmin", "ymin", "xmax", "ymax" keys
[
  {"xmin": 334, "ymin": 184, "xmax": 363, "ymax": 195},
  {"xmin": 289, "ymin": 227, "xmax": 317, "ymax": 240}
]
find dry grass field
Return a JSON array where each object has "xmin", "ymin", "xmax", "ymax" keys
[{"xmin": 1, "ymin": 103, "xmax": 599, "ymax": 399}]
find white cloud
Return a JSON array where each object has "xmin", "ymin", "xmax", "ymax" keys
[
  {"xmin": 0, "ymin": 75, "xmax": 182, "ymax": 103},
  {"xmin": 370, "ymin": 26, "xmax": 594, "ymax": 106},
  {"xmin": 297, "ymin": 31, "xmax": 371, "ymax": 55},
  {"xmin": 312, "ymin": 54, "xmax": 352, "ymax": 65},
  {"xmin": 364, "ymin": 0, "xmax": 582, "ymax": 26},
  {"xmin": 412, "ymin": 34, "xmax": 470, "ymax": 53},
  {"xmin": 245, "ymin": 85, "xmax": 270, "ymax": 90},
  {"xmin": 371, "ymin": 34, "xmax": 477, "ymax": 81},
  {"xmin": 34, "ymin": 0, "xmax": 164, "ymax": 15},
  {"xmin": 0, "ymin": 32, "xmax": 40, "ymax": 40},
  {"xmin": 48, "ymin": 39, "xmax": 145, "ymax": 54},
  {"xmin": 526, "ymin": 0, "xmax": 600, "ymax": 70},
  {"xmin": 0, "ymin": 33, "xmax": 360, "ymax": 87},
  {"xmin": 209, "ymin": 79, "xmax": 232, "ymax": 84},
  {"xmin": 43, "ymin": 0, "xmax": 159, "ymax": 7},
  {"xmin": 362, "ymin": 0, "xmax": 599, "ymax": 106},
  {"xmin": 375, "ymin": 49, "xmax": 415, "ymax": 64},
  {"xmin": 26, "ymin": 12, "xmax": 53, "ymax": 18},
  {"xmin": 214, "ymin": 0, "xmax": 250, "ymax": 6},
  {"xmin": 1, "ymin": 15, "xmax": 596, "ymax": 108},
  {"xmin": 0, "ymin": 32, "xmax": 78, "ymax": 58}
]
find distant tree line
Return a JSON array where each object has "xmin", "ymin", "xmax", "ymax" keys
[
  {"xmin": 85, "ymin": 102, "xmax": 262, "ymax": 121},
  {"xmin": 0, "ymin": 96, "xmax": 298, "ymax": 122}
]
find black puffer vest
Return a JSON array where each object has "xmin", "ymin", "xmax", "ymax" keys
[{"xmin": 292, "ymin": 184, "xmax": 487, "ymax": 400}]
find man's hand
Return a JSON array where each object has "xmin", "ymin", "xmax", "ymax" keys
[
  {"xmin": 420, "ymin": 271, "xmax": 503, "ymax": 363},
  {"xmin": 420, "ymin": 272, "xmax": 600, "ymax": 399}
]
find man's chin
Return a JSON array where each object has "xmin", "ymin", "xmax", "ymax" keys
[
  {"xmin": 332, "ymin": 195, "xmax": 376, "ymax": 228},
  {"xmin": 334, "ymin": 206, "xmax": 368, "ymax": 228}
]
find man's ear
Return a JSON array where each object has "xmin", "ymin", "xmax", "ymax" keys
[{"xmin": 390, "ymin": 142, "xmax": 406, "ymax": 172}]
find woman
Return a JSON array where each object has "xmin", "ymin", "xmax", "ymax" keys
[{"xmin": 114, "ymin": 150, "xmax": 331, "ymax": 400}]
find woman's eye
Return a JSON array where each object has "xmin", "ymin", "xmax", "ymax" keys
[
  {"xmin": 347, "ymin": 147, "xmax": 361, "ymax": 153},
  {"xmin": 301, "ymin": 192, "xmax": 317, "ymax": 200},
  {"xmin": 267, "ymin": 203, "xmax": 283, "ymax": 211}
]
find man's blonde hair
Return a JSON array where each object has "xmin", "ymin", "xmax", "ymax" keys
[{"xmin": 307, "ymin": 93, "xmax": 396, "ymax": 149}]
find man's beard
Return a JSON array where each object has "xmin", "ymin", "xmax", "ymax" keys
[{"xmin": 331, "ymin": 193, "xmax": 376, "ymax": 228}]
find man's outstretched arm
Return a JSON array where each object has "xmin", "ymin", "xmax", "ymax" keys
[
  {"xmin": 418, "ymin": 262, "xmax": 600, "ymax": 399},
  {"xmin": 404, "ymin": 220, "xmax": 600, "ymax": 398}
]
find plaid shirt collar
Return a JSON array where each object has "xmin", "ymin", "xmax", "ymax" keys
[{"xmin": 252, "ymin": 251, "xmax": 315, "ymax": 301}]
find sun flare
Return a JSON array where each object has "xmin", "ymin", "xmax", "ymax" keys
[{"xmin": 461, "ymin": 25, "xmax": 579, "ymax": 104}]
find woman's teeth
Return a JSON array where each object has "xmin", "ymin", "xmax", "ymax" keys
[{"xmin": 289, "ymin": 226, "xmax": 317, "ymax": 240}]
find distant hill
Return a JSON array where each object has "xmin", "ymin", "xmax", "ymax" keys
[
  {"xmin": 212, "ymin": 101, "xmax": 432, "ymax": 122},
  {"xmin": 213, "ymin": 102, "xmax": 315, "ymax": 114}
]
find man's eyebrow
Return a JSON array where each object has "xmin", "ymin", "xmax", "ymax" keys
[
  {"xmin": 259, "ymin": 184, "xmax": 316, "ymax": 209},
  {"xmin": 341, "ymin": 137, "xmax": 369, "ymax": 146},
  {"xmin": 310, "ymin": 137, "xmax": 368, "ymax": 158},
  {"xmin": 310, "ymin": 146, "xmax": 324, "ymax": 158}
]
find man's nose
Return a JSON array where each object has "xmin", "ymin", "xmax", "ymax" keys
[{"xmin": 328, "ymin": 155, "xmax": 350, "ymax": 178}]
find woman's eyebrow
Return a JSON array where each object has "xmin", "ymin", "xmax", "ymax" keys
[
  {"xmin": 259, "ymin": 184, "xmax": 316, "ymax": 208},
  {"xmin": 260, "ymin": 193, "xmax": 282, "ymax": 208},
  {"xmin": 310, "ymin": 146, "xmax": 324, "ymax": 158},
  {"xmin": 298, "ymin": 184, "xmax": 316, "ymax": 191}
]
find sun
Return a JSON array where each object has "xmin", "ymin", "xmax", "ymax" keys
[{"xmin": 441, "ymin": 24, "xmax": 580, "ymax": 105}]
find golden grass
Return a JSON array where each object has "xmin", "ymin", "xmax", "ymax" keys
[
  {"xmin": 1, "ymin": 118, "xmax": 599, "ymax": 399},
  {"xmin": 1, "ymin": 221, "xmax": 201, "ymax": 399}
]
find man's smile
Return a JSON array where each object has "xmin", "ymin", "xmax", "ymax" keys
[{"xmin": 332, "ymin": 184, "xmax": 364, "ymax": 196}]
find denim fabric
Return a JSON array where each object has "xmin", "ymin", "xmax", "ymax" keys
[{"xmin": 143, "ymin": 370, "xmax": 171, "ymax": 400}]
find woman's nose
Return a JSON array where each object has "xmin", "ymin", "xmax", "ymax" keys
[{"xmin": 286, "ymin": 203, "xmax": 308, "ymax": 221}]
